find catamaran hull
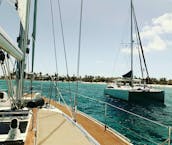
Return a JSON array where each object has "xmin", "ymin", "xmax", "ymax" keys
[
  {"xmin": 104, "ymin": 88, "xmax": 129, "ymax": 101},
  {"xmin": 104, "ymin": 88, "xmax": 164, "ymax": 103},
  {"xmin": 128, "ymin": 90, "xmax": 164, "ymax": 103}
]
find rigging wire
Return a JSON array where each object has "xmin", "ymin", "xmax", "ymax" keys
[
  {"xmin": 5, "ymin": 55, "xmax": 14, "ymax": 96},
  {"xmin": 1, "ymin": 64, "xmax": 10, "ymax": 94},
  {"xmin": 12, "ymin": 60, "xmax": 17, "ymax": 74},
  {"xmin": 74, "ymin": 0, "xmax": 84, "ymax": 121},
  {"xmin": 49, "ymin": 0, "xmax": 74, "ymax": 118},
  {"xmin": 134, "ymin": 18, "xmax": 144, "ymax": 79},
  {"xmin": 30, "ymin": 0, "xmax": 38, "ymax": 99},
  {"xmin": 49, "ymin": 0, "xmax": 59, "ymax": 78},
  {"xmin": 57, "ymin": 0, "xmax": 72, "ymax": 109},
  {"xmin": 112, "ymin": 5, "xmax": 131, "ymax": 77},
  {"xmin": 52, "ymin": 80, "xmax": 73, "ymax": 117},
  {"xmin": 49, "ymin": 0, "xmax": 63, "ymax": 107},
  {"xmin": 130, "ymin": 0, "xmax": 134, "ymax": 87},
  {"xmin": 0, "ymin": 53, "xmax": 17, "ymax": 108},
  {"xmin": 49, "ymin": 0, "xmax": 70, "ymax": 115},
  {"xmin": 136, "ymin": 42, "xmax": 144, "ymax": 79},
  {"xmin": 130, "ymin": 2, "xmax": 144, "ymax": 79},
  {"xmin": 57, "ymin": 0, "xmax": 69, "ymax": 77},
  {"xmin": 132, "ymin": 4, "xmax": 149, "ymax": 79},
  {"xmin": 27, "ymin": 55, "xmax": 29, "ymax": 74}
]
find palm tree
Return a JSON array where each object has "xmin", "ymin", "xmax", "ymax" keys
[{"xmin": 39, "ymin": 72, "xmax": 42, "ymax": 80}]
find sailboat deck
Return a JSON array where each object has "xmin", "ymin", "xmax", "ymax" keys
[
  {"xmin": 44, "ymin": 98, "xmax": 132, "ymax": 145},
  {"xmin": 24, "ymin": 95, "xmax": 132, "ymax": 145},
  {"xmin": 37, "ymin": 109, "xmax": 92, "ymax": 145},
  {"xmin": 25, "ymin": 108, "xmax": 92, "ymax": 145}
]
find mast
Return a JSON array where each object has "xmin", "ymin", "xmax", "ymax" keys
[
  {"xmin": 16, "ymin": 0, "xmax": 31, "ymax": 108},
  {"xmin": 30, "ymin": 0, "xmax": 38, "ymax": 97},
  {"xmin": 132, "ymin": 7, "xmax": 149, "ymax": 80},
  {"xmin": 31, "ymin": 0, "xmax": 38, "ymax": 73},
  {"xmin": 131, "ymin": 2, "xmax": 149, "ymax": 83},
  {"xmin": 130, "ymin": 0, "xmax": 133, "ymax": 87}
]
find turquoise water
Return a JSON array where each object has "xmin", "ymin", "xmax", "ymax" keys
[{"xmin": 1, "ymin": 80, "xmax": 172, "ymax": 144}]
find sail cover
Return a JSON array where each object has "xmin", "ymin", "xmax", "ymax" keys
[
  {"xmin": 122, "ymin": 70, "xmax": 132, "ymax": 78},
  {"xmin": 17, "ymin": 0, "xmax": 27, "ymax": 29}
]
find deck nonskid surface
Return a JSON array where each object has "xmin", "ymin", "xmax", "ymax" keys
[
  {"xmin": 37, "ymin": 109, "xmax": 91, "ymax": 145},
  {"xmin": 25, "ymin": 97, "xmax": 131, "ymax": 145},
  {"xmin": 45, "ymin": 98, "xmax": 131, "ymax": 145}
]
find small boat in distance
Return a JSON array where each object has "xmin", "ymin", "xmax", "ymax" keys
[{"xmin": 104, "ymin": 0, "xmax": 164, "ymax": 103}]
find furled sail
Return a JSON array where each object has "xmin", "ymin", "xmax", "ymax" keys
[
  {"xmin": 17, "ymin": 0, "xmax": 27, "ymax": 29},
  {"xmin": 122, "ymin": 70, "xmax": 132, "ymax": 78}
]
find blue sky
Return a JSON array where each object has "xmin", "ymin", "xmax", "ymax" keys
[{"xmin": 0, "ymin": 0, "xmax": 172, "ymax": 79}]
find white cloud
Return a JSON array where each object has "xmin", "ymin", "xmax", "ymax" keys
[
  {"xmin": 144, "ymin": 36, "xmax": 167, "ymax": 52},
  {"xmin": 140, "ymin": 13, "xmax": 172, "ymax": 52},
  {"xmin": 152, "ymin": 13, "xmax": 172, "ymax": 33},
  {"xmin": 122, "ymin": 13, "xmax": 172, "ymax": 54}
]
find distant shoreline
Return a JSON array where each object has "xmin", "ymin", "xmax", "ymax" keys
[{"xmin": 0, "ymin": 79, "xmax": 171, "ymax": 88}]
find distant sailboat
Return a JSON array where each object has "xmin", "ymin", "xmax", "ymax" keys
[{"xmin": 104, "ymin": 0, "xmax": 164, "ymax": 103}]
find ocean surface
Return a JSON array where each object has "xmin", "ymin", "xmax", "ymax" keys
[{"xmin": 0, "ymin": 80, "xmax": 172, "ymax": 145}]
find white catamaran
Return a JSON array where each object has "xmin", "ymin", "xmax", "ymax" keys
[{"xmin": 104, "ymin": 0, "xmax": 164, "ymax": 103}]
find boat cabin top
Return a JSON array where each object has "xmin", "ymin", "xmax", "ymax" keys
[{"xmin": 114, "ymin": 78, "xmax": 142, "ymax": 87}]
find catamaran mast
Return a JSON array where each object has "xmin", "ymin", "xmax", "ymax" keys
[
  {"xmin": 132, "ymin": 7, "xmax": 150, "ymax": 80},
  {"xmin": 130, "ymin": 0, "xmax": 133, "ymax": 87},
  {"xmin": 131, "ymin": 1, "xmax": 149, "ymax": 83},
  {"xmin": 16, "ymin": 0, "xmax": 31, "ymax": 108}
]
